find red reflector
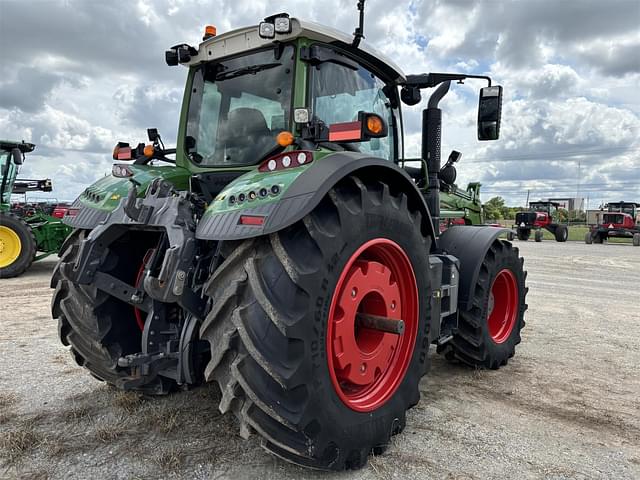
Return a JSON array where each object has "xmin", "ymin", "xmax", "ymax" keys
[
  {"xmin": 329, "ymin": 121, "xmax": 362, "ymax": 142},
  {"xmin": 66, "ymin": 208, "xmax": 80, "ymax": 217},
  {"xmin": 239, "ymin": 215, "xmax": 265, "ymax": 226},
  {"xmin": 117, "ymin": 147, "xmax": 132, "ymax": 160}
]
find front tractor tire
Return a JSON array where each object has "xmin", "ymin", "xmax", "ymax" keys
[
  {"xmin": 200, "ymin": 176, "xmax": 432, "ymax": 470},
  {"xmin": 534, "ymin": 229, "xmax": 543, "ymax": 242},
  {"xmin": 585, "ymin": 232, "xmax": 593, "ymax": 244},
  {"xmin": 516, "ymin": 228, "xmax": 530, "ymax": 241},
  {"xmin": 438, "ymin": 240, "xmax": 527, "ymax": 369},
  {"xmin": 51, "ymin": 230, "xmax": 174, "ymax": 394},
  {"xmin": 0, "ymin": 212, "xmax": 36, "ymax": 278}
]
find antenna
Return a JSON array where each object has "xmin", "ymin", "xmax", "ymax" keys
[{"xmin": 352, "ymin": 0, "xmax": 366, "ymax": 48}]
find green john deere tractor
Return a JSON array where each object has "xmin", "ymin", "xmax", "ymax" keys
[
  {"xmin": 51, "ymin": 9, "xmax": 528, "ymax": 470},
  {"xmin": 0, "ymin": 140, "xmax": 72, "ymax": 277}
]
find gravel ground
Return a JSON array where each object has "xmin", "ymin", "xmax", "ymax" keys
[{"xmin": 0, "ymin": 241, "xmax": 638, "ymax": 480}]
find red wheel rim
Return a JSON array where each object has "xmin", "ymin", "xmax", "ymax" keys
[
  {"xmin": 487, "ymin": 269, "xmax": 519, "ymax": 344},
  {"xmin": 326, "ymin": 238, "xmax": 419, "ymax": 412}
]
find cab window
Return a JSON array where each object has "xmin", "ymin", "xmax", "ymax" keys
[{"xmin": 310, "ymin": 56, "xmax": 396, "ymax": 160}]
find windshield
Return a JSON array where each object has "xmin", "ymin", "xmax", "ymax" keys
[
  {"xmin": 609, "ymin": 204, "xmax": 635, "ymax": 215},
  {"xmin": 530, "ymin": 203, "xmax": 550, "ymax": 213},
  {"xmin": 186, "ymin": 46, "xmax": 295, "ymax": 167}
]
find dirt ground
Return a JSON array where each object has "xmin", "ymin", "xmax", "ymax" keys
[{"xmin": 1, "ymin": 241, "xmax": 638, "ymax": 480}]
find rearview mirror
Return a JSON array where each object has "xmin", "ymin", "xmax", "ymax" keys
[
  {"xmin": 11, "ymin": 148, "xmax": 23, "ymax": 165},
  {"xmin": 477, "ymin": 85, "xmax": 503, "ymax": 141}
]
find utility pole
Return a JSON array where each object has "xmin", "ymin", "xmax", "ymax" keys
[
  {"xmin": 576, "ymin": 160, "xmax": 581, "ymax": 222},
  {"xmin": 526, "ymin": 189, "xmax": 530, "ymax": 208}
]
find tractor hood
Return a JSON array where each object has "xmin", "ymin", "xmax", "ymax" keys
[{"xmin": 73, "ymin": 164, "xmax": 190, "ymax": 212}]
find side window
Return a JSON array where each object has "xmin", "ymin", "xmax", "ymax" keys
[
  {"xmin": 311, "ymin": 59, "xmax": 395, "ymax": 160},
  {"xmin": 196, "ymin": 80, "xmax": 222, "ymax": 160}
]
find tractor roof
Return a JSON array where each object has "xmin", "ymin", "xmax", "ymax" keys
[
  {"xmin": 189, "ymin": 17, "xmax": 406, "ymax": 83},
  {"xmin": 530, "ymin": 201, "xmax": 560, "ymax": 207},
  {"xmin": 0, "ymin": 140, "xmax": 35, "ymax": 153},
  {"xmin": 606, "ymin": 201, "xmax": 640, "ymax": 207}
]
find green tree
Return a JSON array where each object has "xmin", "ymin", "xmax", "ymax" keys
[{"xmin": 484, "ymin": 196, "xmax": 505, "ymax": 220}]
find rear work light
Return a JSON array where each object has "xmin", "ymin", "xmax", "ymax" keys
[
  {"xmin": 112, "ymin": 164, "xmax": 134, "ymax": 178},
  {"xmin": 258, "ymin": 150, "xmax": 313, "ymax": 172}
]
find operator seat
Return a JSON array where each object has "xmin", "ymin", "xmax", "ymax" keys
[{"xmin": 222, "ymin": 107, "xmax": 274, "ymax": 164}]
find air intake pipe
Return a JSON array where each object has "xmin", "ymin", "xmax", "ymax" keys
[{"xmin": 422, "ymin": 80, "xmax": 451, "ymax": 232}]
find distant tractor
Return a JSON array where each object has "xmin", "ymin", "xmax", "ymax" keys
[
  {"xmin": 514, "ymin": 201, "xmax": 568, "ymax": 242},
  {"xmin": 405, "ymin": 150, "xmax": 484, "ymax": 229},
  {"xmin": 585, "ymin": 202, "xmax": 640, "ymax": 246},
  {"xmin": 0, "ymin": 140, "xmax": 72, "ymax": 277}
]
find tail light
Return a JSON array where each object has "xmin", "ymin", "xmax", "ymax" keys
[
  {"xmin": 113, "ymin": 142, "xmax": 132, "ymax": 160},
  {"xmin": 258, "ymin": 151, "xmax": 313, "ymax": 172}
]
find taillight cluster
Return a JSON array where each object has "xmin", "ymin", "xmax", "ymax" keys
[{"xmin": 258, "ymin": 151, "xmax": 313, "ymax": 172}]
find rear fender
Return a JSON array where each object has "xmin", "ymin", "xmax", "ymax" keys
[
  {"xmin": 196, "ymin": 152, "xmax": 437, "ymax": 244},
  {"xmin": 438, "ymin": 225, "xmax": 511, "ymax": 311}
]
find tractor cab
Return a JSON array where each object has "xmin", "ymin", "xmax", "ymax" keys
[
  {"xmin": 0, "ymin": 140, "xmax": 34, "ymax": 207},
  {"xmin": 528, "ymin": 201, "xmax": 560, "ymax": 226},
  {"xmin": 602, "ymin": 202, "xmax": 639, "ymax": 229}
]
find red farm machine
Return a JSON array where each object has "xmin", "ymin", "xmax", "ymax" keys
[
  {"xmin": 514, "ymin": 200, "xmax": 568, "ymax": 242},
  {"xmin": 586, "ymin": 201, "xmax": 640, "ymax": 246}
]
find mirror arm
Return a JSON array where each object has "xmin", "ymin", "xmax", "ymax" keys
[{"xmin": 403, "ymin": 73, "xmax": 492, "ymax": 89}]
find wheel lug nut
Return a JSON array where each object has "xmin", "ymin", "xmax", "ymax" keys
[
  {"xmin": 351, "ymin": 288, "xmax": 357, "ymax": 298},
  {"xmin": 360, "ymin": 363, "xmax": 366, "ymax": 372},
  {"xmin": 390, "ymin": 301, "xmax": 396, "ymax": 310}
]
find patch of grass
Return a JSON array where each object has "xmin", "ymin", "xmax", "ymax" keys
[
  {"xmin": 153, "ymin": 446, "xmax": 184, "ymax": 472},
  {"xmin": 15, "ymin": 469, "xmax": 51, "ymax": 480},
  {"xmin": 112, "ymin": 391, "xmax": 145, "ymax": 414},
  {"xmin": 0, "ymin": 425, "xmax": 43, "ymax": 464},
  {"xmin": 94, "ymin": 417, "xmax": 130, "ymax": 443},
  {"xmin": 60, "ymin": 403, "xmax": 93, "ymax": 424},
  {"xmin": 0, "ymin": 392, "xmax": 18, "ymax": 409}
]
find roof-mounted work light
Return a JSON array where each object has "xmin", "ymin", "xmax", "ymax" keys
[{"xmin": 259, "ymin": 13, "xmax": 291, "ymax": 39}]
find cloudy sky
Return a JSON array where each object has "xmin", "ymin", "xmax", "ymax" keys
[{"xmin": 1, "ymin": 0, "xmax": 639, "ymax": 208}]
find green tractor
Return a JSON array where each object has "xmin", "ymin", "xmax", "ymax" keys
[
  {"xmin": 0, "ymin": 140, "xmax": 72, "ymax": 277},
  {"xmin": 51, "ymin": 9, "xmax": 528, "ymax": 470},
  {"xmin": 405, "ymin": 149, "xmax": 484, "ymax": 229}
]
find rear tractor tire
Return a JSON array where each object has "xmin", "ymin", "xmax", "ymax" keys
[
  {"xmin": 438, "ymin": 240, "xmax": 527, "ymax": 369},
  {"xmin": 554, "ymin": 225, "xmax": 568, "ymax": 242},
  {"xmin": 51, "ymin": 230, "xmax": 175, "ymax": 394},
  {"xmin": 200, "ymin": 176, "xmax": 432, "ymax": 470},
  {"xmin": 0, "ymin": 212, "xmax": 36, "ymax": 278}
]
